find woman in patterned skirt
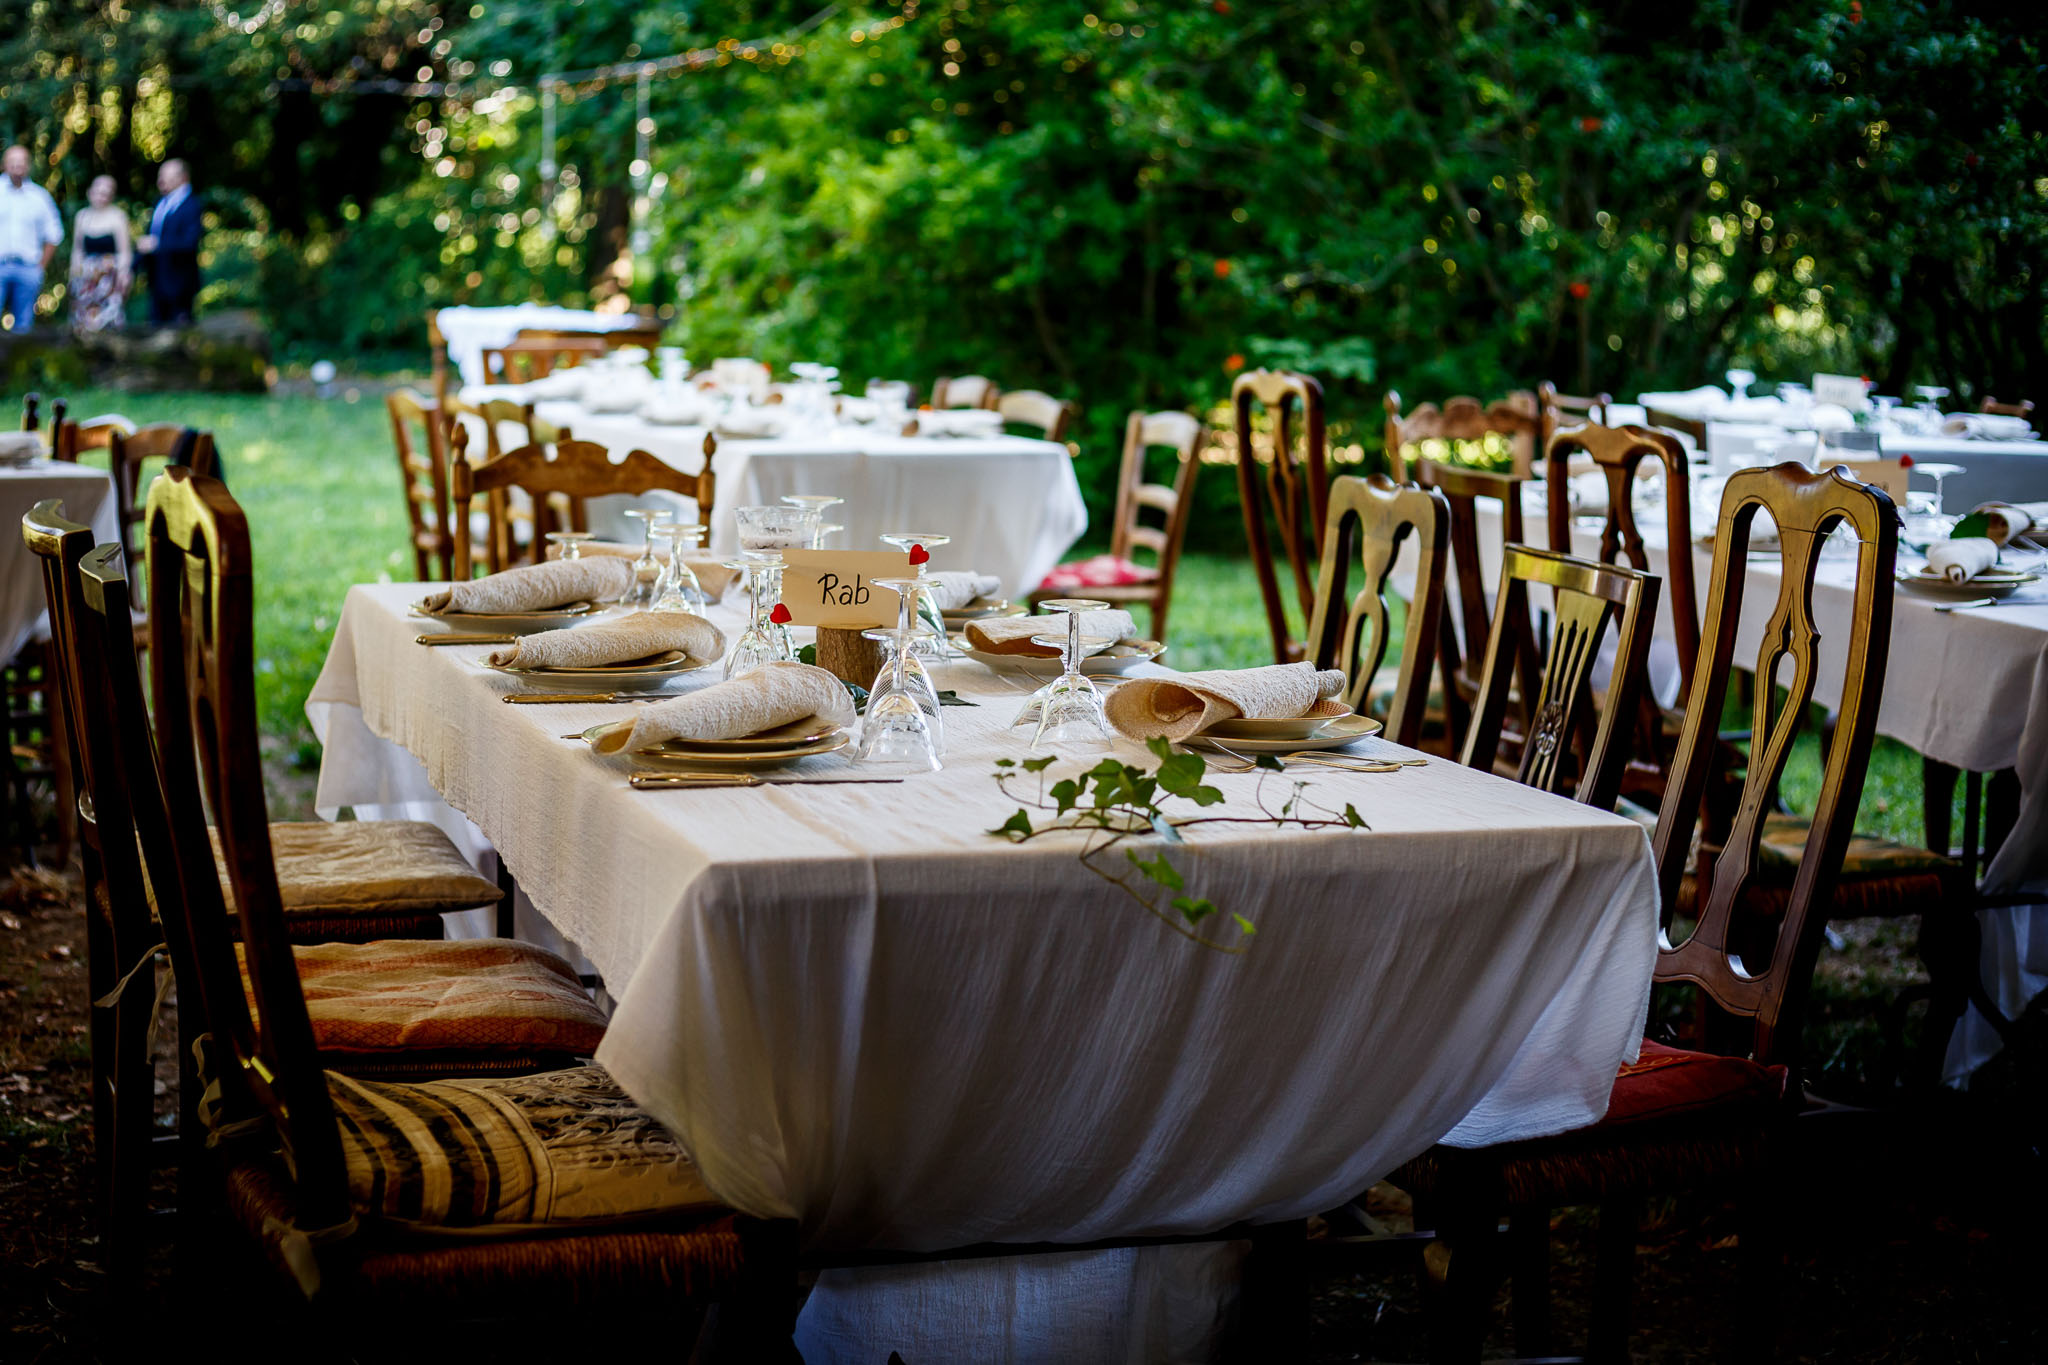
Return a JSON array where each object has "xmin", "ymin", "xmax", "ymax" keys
[{"xmin": 69, "ymin": 175, "xmax": 131, "ymax": 333}]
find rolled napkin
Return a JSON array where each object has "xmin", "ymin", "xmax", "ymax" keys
[
  {"xmin": 1926, "ymin": 538, "xmax": 1999, "ymax": 583},
  {"xmin": 1970, "ymin": 502, "xmax": 2041, "ymax": 545},
  {"xmin": 543, "ymin": 541, "xmax": 740, "ymax": 600},
  {"xmin": 915, "ymin": 409, "xmax": 1005, "ymax": 438},
  {"xmin": 926, "ymin": 571, "xmax": 1003, "ymax": 611},
  {"xmin": 487, "ymin": 611, "xmax": 724, "ymax": 669},
  {"xmin": 1104, "ymin": 663, "xmax": 1349, "ymax": 743},
  {"xmin": 420, "ymin": 556, "xmax": 634, "ymax": 614},
  {"xmin": 592, "ymin": 661, "xmax": 856, "ymax": 754},
  {"xmin": 965, "ymin": 609, "xmax": 1136, "ymax": 657}
]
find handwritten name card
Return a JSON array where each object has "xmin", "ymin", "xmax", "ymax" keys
[{"xmin": 778, "ymin": 549, "xmax": 912, "ymax": 628}]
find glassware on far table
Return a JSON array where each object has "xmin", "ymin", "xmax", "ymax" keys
[
  {"xmin": 878, "ymin": 530, "xmax": 953, "ymax": 656},
  {"xmin": 544, "ymin": 530, "xmax": 594, "ymax": 560},
  {"xmin": 620, "ymin": 509, "xmax": 665, "ymax": 607},
  {"xmin": 781, "ymin": 493, "xmax": 844, "ymax": 548},
  {"xmin": 855, "ymin": 575, "xmax": 945, "ymax": 771},
  {"xmin": 1724, "ymin": 368, "xmax": 1756, "ymax": 401},
  {"xmin": 1022, "ymin": 597, "xmax": 1114, "ymax": 752},
  {"xmin": 1914, "ymin": 385, "xmax": 1951, "ymax": 426},
  {"xmin": 651, "ymin": 520, "xmax": 710, "ymax": 614}
]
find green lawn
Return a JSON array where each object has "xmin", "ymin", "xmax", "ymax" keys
[{"xmin": 26, "ymin": 385, "xmax": 1938, "ymax": 846}]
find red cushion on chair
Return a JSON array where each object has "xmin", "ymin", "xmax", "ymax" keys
[
  {"xmin": 1600, "ymin": 1040, "xmax": 1788, "ymax": 1126},
  {"xmin": 1037, "ymin": 554, "xmax": 1157, "ymax": 592}
]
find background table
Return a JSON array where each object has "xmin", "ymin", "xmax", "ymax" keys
[
  {"xmin": 309, "ymin": 583, "xmax": 1658, "ymax": 1361},
  {"xmin": 2, "ymin": 462, "xmax": 121, "ymax": 663},
  {"xmin": 462, "ymin": 396, "xmax": 1090, "ymax": 597},
  {"xmin": 432, "ymin": 305, "xmax": 652, "ymax": 388}
]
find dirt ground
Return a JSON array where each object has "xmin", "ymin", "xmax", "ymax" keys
[{"xmin": 3, "ymin": 857, "xmax": 2044, "ymax": 1363}]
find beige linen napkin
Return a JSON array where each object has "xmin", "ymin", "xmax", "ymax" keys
[
  {"xmin": 1970, "ymin": 503, "xmax": 2042, "ymax": 545},
  {"xmin": 544, "ymin": 541, "xmax": 740, "ymax": 600},
  {"xmin": 1104, "ymin": 663, "xmax": 1348, "ymax": 743},
  {"xmin": 422, "ymin": 557, "xmax": 633, "ymax": 614},
  {"xmin": 927, "ymin": 571, "xmax": 1003, "ymax": 611},
  {"xmin": 965, "ymin": 609, "xmax": 1136, "ymax": 657},
  {"xmin": 592, "ymin": 661, "xmax": 857, "ymax": 754},
  {"xmin": 487, "ymin": 611, "xmax": 725, "ymax": 669},
  {"xmin": 1926, "ymin": 538, "xmax": 1999, "ymax": 583}
]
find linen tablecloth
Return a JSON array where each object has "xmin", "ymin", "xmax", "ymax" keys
[
  {"xmin": 459, "ymin": 396, "xmax": 1089, "ymax": 597},
  {"xmin": 2, "ymin": 462, "xmax": 121, "ymax": 662},
  {"xmin": 310, "ymin": 582, "xmax": 1657, "ymax": 1359},
  {"xmin": 434, "ymin": 305, "xmax": 649, "ymax": 387}
]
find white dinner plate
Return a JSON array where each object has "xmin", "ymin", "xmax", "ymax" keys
[
  {"xmin": 487, "ymin": 649, "xmax": 710, "ymax": 692},
  {"xmin": 1898, "ymin": 568, "xmax": 2040, "ymax": 600},
  {"xmin": 583, "ymin": 722, "xmax": 851, "ymax": 770},
  {"xmin": 941, "ymin": 598, "xmax": 1024, "ymax": 623},
  {"xmin": 413, "ymin": 598, "xmax": 603, "ymax": 633},
  {"xmin": 958, "ymin": 638, "xmax": 1164, "ymax": 677},
  {"xmin": 1180, "ymin": 714, "xmax": 1384, "ymax": 755},
  {"xmin": 1199, "ymin": 702, "xmax": 1359, "ymax": 742}
]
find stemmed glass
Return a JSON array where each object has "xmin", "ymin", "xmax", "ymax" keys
[
  {"xmin": 620, "ymin": 508, "xmax": 664, "ymax": 607},
  {"xmin": 782, "ymin": 493, "xmax": 844, "ymax": 548},
  {"xmin": 867, "ymin": 380, "xmax": 911, "ymax": 433},
  {"xmin": 813, "ymin": 522, "xmax": 844, "ymax": 549},
  {"xmin": 651, "ymin": 519, "xmax": 710, "ymax": 613},
  {"xmin": 878, "ymin": 530, "xmax": 953, "ymax": 655},
  {"xmin": 855, "ymin": 576, "xmax": 944, "ymax": 771},
  {"xmin": 1724, "ymin": 368, "xmax": 1756, "ymax": 402},
  {"xmin": 1021, "ymin": 598, "xmax": 1114, "ymax": 751},
  {"xmin": 1914, "ymin": 384, "xmax": 1951, "ymax": 427},
  {"xmin": 544, "ymin": 530, "xmax": 594, "ymax": 560},
  {"xmin": 720, "ymin": 553, "xmax": 787, "ymax": 677}
]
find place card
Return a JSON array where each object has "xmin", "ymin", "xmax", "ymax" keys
[
  {"xmin": 1810, "ymin": 372, "xmax": 1869, "ymax": 408},
  {"xmin": 778, "ymin": 549, "xmax": 910, "ymax": 628}
]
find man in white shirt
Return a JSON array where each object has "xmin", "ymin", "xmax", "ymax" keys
[{"xmin": 0, "ymin": 146, "xmax": 63, "ymax": 331}]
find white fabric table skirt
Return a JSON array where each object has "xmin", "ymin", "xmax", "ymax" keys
[
  {"xmin": 2, "ymin": 462, "xmax": 121, "ymax": 662},
  {"xmin": 1453, "ymin": 482, "xmax": 2048, "ymax": 1084},
  {"xmin": 309, "ymin": 582, "xmax": 1658, "ymax": 1360},
  {"xmin": 474, "ymin": 399, "xmax": 1090, "ymax": 599},
  {"xmin": 434, "ymin": 306, "xmax": 649, "ymax": 388}
]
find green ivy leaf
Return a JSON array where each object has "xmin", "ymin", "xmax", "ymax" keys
[
  {"xmin": 1232, "ymin": 913, "xmax": 1257, "ymax": 937},
  {"xmin": 991, "ymin": 809, "xmax": 1035, "ymax": 840},
  {"xmin": 1021, "ymin": 755, "xmax": 1057, "ymax": 773},
  {"xmin": 1172, "ymin": 895, "xmax": 1218, "ymax": 924},
  {"xmin": 994, "ymin": 757, "xmax": 1016, "ymax": 768},
  {"xmin": 1189, "ymin": 784, "xmax": 1226, "ymax": 807},
  {"xmin": 797, "ymin": 644, "xmax": 817, "ymax": 666},
  {"xmin": 1049, "ymin": 778, "xmax": 1080, "ymax": 812},
  {"xmin": 1342, "ymin": 803, "xmax": 1368, "ymax": 829},
  {"xmin": 1126, "ymin": 846, "xmax": 1184, "ymax": 890},
  {"xmin": 1145, "ymin": 736, "xmax": 1177, "ymax": 763},
  {"xmin": 1155, "ymin": 751, "xmax": 1209, "ymax": 798},
  {"xmin": 1255, "ymin": 753, "xmax": 1286, "ymax": 772}
]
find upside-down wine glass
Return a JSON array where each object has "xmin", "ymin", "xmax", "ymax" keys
[
  {"xmin": 620, "ymin": 508, "xmax": 664, "ymax": 607},
  {"xmin": 879, "ymin": 530, "xmax": 953, "ymax": 656},
  {"xmin": 781, "ymin": 493, "xmax": 844, "ymax": 548},
  {"xmin": 1024, "ymin": 598, "xmax": 1113, "ymax": 751},
  {"xmin": 544, "ymin": 530, "xmax": 594, "ymax": 560},
  {"xmin": 725, "ymin": 505, "xmax": 811, "ymax": 675},
  {"xmin": 651, "ymin": 519, "xmax": 710, "ymax": 614},
  {"xmin": 854, "ymin": 576, "xmax": 944, "ymax": 771}
]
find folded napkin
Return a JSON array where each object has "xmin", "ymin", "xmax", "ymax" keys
[
  {"xmin": 543, "ymin": 542, "xmax": 739, "ymax": 600},
  {"xmin": 1636, "ymin": 386, "xmax": 1727, "ymax": 417},
  {"xmin": 1967, "ymin": 502, "xmax": 2042, "ymax": 546},
  {"xmin": 1103, "ymin": 663, "xmax": 1348, "ymax": 743},
  {"xmin": 487, "ymin": 611, "xmax": 724, "ymax": 669},
  {"xmin": 965, "ymin": 609, "xmax": 1135, "ymax": 657},
  {"xmin": 915, "ymin": 409, "xmax": 1004, "ymax": 438},
  {"xmin": 1927, "ymin": 538, "xmax": 1999, "ymax": 583},
  {"xmin": 421, "ymin": 557, "xmax": 634, "ymax": 614},
  {"xmin": 926, "ymin": 571, "xmax": 1003, "ymax": 611},
  {"xmin": 0, "ymin": 432, "xmax": 44, "ymax": 464},
  {"xmin": 592, "ymin": 661, "xmax": 856, "ymax": 754}
]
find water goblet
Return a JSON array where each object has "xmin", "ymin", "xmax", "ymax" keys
[
  {"xmin": 813, "ymin": 522, "xmax": 844, "ymax": 549},
  {"xmin": 545, "ymin": 530, "xmax": 594, "ymax": 560},
  {"xmin": 620, "ymin": 509, "xmax": 665, "ymax": 607},
  {"xmin": 878, "ymin": 530, "xmax": 953, "ymax": 655},
  {"xmin": 854, "ymin": 576, "xmax": 945, "ymax": 771},
  {"xmin": 1914, "ymin": 385, "xmax": 1951, "ymax": 424},
  {"xmin": 1025, "ymin": 598, "xmax": 1114, "ymax": 751},
  {"xmin": 1724, "ymin": 368, "xmax": 1756, "ymax": 402},
  {"xmin": 652, "ymin": 520, "xmax": 710, "ymax": 614}
]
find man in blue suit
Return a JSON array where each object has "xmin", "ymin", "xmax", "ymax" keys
[{"xmin": 137, "ymin": 159, "xmax": 201, "ymax": 324}]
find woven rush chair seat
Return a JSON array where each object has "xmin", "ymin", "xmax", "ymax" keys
[
  {"xmin": 238, "ymin": 938, "xmax": 608, "ymax": 1073},
  {"xmin": 1394, "ymin": 1042, "xmax": 1788, "ymax": 1210},
  {"xmin": 208, "ymin": 820, "xmax": 502, "ymax": 941},
  {"xmin": 1663, "ymin": 810, "xmax": 1964, "ymax": 922}
]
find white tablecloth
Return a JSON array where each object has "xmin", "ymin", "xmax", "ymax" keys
[
  {"xmin": 308, "ymin": 582, "xmax": 1658, "ymax": 1361},
  {"xmin": 2, "ymin": 462, "xmax": 121, "ymax": 662},
  {"xmin": 434, "ymin": 306, "xmax": 650, "ymax": 387},
  {"xmin": 458, "ymin": 396, "xmax": 1090, "ymax": 598}
]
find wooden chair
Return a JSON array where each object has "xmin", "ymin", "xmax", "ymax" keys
[
  {"xmin": 442, "ymin": 393, "xmax": 571, "ymax": 572},
  {"xmin": 1536, "ymin": 380, "xmax": 1611, "ymax": 448},
  {"xmin": 480, "ymin": 335, "xmax": 607, "ymax": 385},
  {"xmin": 1415, "ymin": 457, "xmax": 1539, "ymax": 756},
  {"xmin": 995, "ymin": 389, "xmax": 1077, "ymax": 442},
  {"xmin": 108, "ymin": 424, "xmax": 217, "ymax": 595},
  {"xmin": 931, "ymin": 374, "xmax": 1001, "ymax": 410},
  {"xmin": 1027, "ymin": 411, "xmax": 1203, "ymax": 640},
  {"xmin": 52, "ymin": 412, "xmax": 136, "ymax": 462},
  {"xmin": 1643, "ymin": 407, "xmax": 1708, "ymax": 455},
  {"xmin": 452, "ymin": 430, "xmax": 718, "ymax": 575},
  {"xmin": 1303, "ymin": 475, "xmax": 1449, "ymax": 749},
  {"xmin": 386, "ymin": 390, "xmax": 458, "ymax": 582},
  {"xmin": 1459, "ymin": 544, "xmax": 1658, "ymax": 809},
  {"xmin": 1979, "ymin": 395, "xmax": 2034, "ymax": 420},
  {"xmin": 1382, "ymin": 389, "xmax": 1539, "ymax": 485},
  {"xmin": 1233, "ymin": 369, "xmax": 1329, "ymax": 663},
  {"xmin": 1389, "ymin": 462, "xmax": 1901, "ymax": 1363},
  {"xmin": 123, "ymin": 468, "xmax": 798, "ymax": 1343}
]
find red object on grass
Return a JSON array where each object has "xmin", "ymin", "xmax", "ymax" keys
[
  {"xmin": 908, "ymin": 544, "xmax": 930, "ymax": 566},
  {"xmin": 1038, "ymin": 554, "xmax": 1156, "ymax": 593},
  {"xmin": 769, "ymin": 602, "xmax": 792, "ymax": 624}
]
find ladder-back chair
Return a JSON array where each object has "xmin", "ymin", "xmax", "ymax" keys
[
  {"xmin": 1233, "ymin": 369, "xmax": 1329, "ymax": 663},
  {"xmin": 386, "ymin": 389, "xmax": 457, "ymax": 582},
  {"xmin": 451, "ymin": 431, "xmax": 719, "ymax": 575},
  {"xmin": 931, "ymin": 374, "xmax": 1001, "ymax": 410},
  {"xmin": 995, "ymin": 389, "xmax": 1077, "ymax": 442}
]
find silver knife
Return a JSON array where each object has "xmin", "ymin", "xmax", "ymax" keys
[
  {"xmin": 417, "ymin": 632, "xmax": 518, "ymax": 645},
  {"xmin": 630, "ymin": 771, "xmax": 905, "ymax": 790},
  {"xmin": 507, "ymin": 692, "xmax": 663, "ymax": 704}
]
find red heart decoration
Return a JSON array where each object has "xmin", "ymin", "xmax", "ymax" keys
[
  {"xmin": 769, "ymin": 602, "xmax": 792, "ymax": 624},
  {"xmin": 908, "ymin": 544, "xmax": 930, "ymax": 566}
]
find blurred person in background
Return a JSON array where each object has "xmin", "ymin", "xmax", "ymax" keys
[
  {"xmin": 69, "ymin": 174, "xmax": 132, "ymax": 333},
  {"xmin": 137, "ymin": 158, "xmax": 200, "ymax": 324},
  {"xmin": 0, "ymin": 145, "xmax": 63, "ymax": 330}
]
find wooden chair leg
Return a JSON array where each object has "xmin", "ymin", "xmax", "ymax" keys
[
  {"xmin": 1922, "ymin": 757, "xmax": 1960, "ymax": 857},
  {"xmin": 1239, "ymin": 1218, "xmax": 1308, "ymax": 1357},
  {"xmin": 690, "ymin": 1216, "xmax": 802, "ymax": 1364},
  {"xmin": 105, "ymin": 947, "xmax": 158, "ymax": 1284},
  {"xmin": 1424, "ymin": 1172, "xmax": 1502, "ymax": 1365},
  {"xmin": 1587, "ymin": 1193, "xmax": 1640, "ymax": 1365},
  {"xmin": 1507, "ymin": 1203, "xmax": 1553, "ymax": 1358}
]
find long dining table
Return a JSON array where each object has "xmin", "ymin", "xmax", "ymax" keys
[{"xmin": 308, "ymin": 581, "xmax": 1660, "ymax": 1361}]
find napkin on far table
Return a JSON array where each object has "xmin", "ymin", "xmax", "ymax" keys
[
  {"xmin": 926, "ymin": 571, "xmax": 1003, "ymax": 611},
  {"xmin": 421, "ymin": 556, "xmax": 634, "ymax": 614},
  {"xmin": 1926, "ymin": 538, "xmax": 1999, "ymax": 583},
  {"xmin": 487, "ymin": 611, "xmax": 724, "ymax": 669},
  {"xmin": 592, "ymin": 661, "xmax": 856, "ymax": 753},
  {"xmin": 964, "ymin": 609, "xmax": 1136, "ymax": 656},
  {"xmin": 1104, "ymin": 663, "xmax": 1349, "ymax": 743},
  {"xmin": 544, "ymin": 541, "xmax": 740, "ymax": 601}
]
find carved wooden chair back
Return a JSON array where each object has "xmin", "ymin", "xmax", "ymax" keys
[
  {"xmin": 110, "ymin": 424, "xmax": 217, "ymax": 596},
  {"xmin": 996, "ymin": 389, "xmax": 1078, "ymax": 443},
  {"xmin": 19, "ymin": 500, "xmax": 92, "ymax": 881},
  {"xmin": 1414, "ymin": 457, "xmax": 1538, "ymax": 751},
  {"xmin": 1460, "ymin": 545, "xmax": 1658, "ymax": 807},
  {"xmin": 932, "ymin": 374, "xmax": 1001, "ymax": 410},
  {"xmin": 1979, "ymin": 396, "xmax": 2034, "ymax": 420},
  {"xmin": 139, "ymin": 468, "xmax": 354, "ymax": 1233},
  {"xmin": 1116, "ymin": 410, "xmax": 1203, "ymax": 606},
  {"xmin": 1643, "ymin": 408, "xmax": 1708, "ymax": 455},
  {"xmin": 1382, "ymin": 390, "xmax": 1538, "ymax": 485},
  {"xmin": 1651, "ymin": 463, "xmax": 1898, "ymax": 1067},
  {"xmin": 1305, "ymin": 475, "xmax": 1449, "ymax": 748},
  {"xmin": 1233, "ymin": 369, "xmax": 1329, "ymax": 663},
  {"xmin": 452, "ymin": 431, "xmax": 718, "ymax": 575},
  {"xmin": 386, "ymin": 389, "xmax": 456, "ymax": 582},
  {"xmin": 481, "ymin": 336, "xmax": 606, "ymax": 385},
  {"xmin": 442, "ymin": 396, "xmax": 566, "ymax": 573},
  {"xmin": 1537, "ymin": 380, "xmax": 1612, "ymax": 448},
  {"xmin": 52, "ymin": 413, "xmax": 136, "ymax": 463}
]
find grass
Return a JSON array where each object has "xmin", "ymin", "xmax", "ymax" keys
[{"xmin": 22, "ymin": 384, "xmax": 1945, "ymax": 847}]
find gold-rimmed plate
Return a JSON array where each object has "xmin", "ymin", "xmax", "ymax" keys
[
  {"xmin": 1200, "ymin": 702, "xmax": 1358, "ymax": 742},
  {"xmin": 582, "ymin": 722, "xmax": 851, "ymax": 770},
  {"xmin": 487, "ymin": 649, "xmax": 710, "ymax": 691},
  {"xmin": 413, "ymin": 598, "xmax": 604, "ymax": 633},
  {"xmin": 1898, "ymin": 567, "xmax": 2040, "ymax": 600},
  {"xmin": 649, "ymin": 715, "xmax": 845, "ymax": 752},
  {"xmin": 957, "ymin": 636, "xmax": 1158, "ymax": 676},
  {"xmin": 1181, "ymin": 714, "xmax": 1383, "ymax": 754},
  {"xmin": 941, "ymin": 597, "xmax": 1024, "ymax": 623}
]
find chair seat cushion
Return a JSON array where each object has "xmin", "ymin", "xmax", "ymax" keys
[
  {"xmin": 1037, "ymin": 553, "xmax": 1157, "ymax": 592},
  {"xmin": 1756, "ymin": 811, "xmax": 1956, "ymax": 879},
  {"xmin": 1602, "ymin": 1039, "xmax": 1787, "ymax": 1125},
  {"xmin": 327, "ymin": 1063, "xmax": 722, "ymax": 1230},
  {"xmin": 247, "ymin": 939, "xmax": 609, "ymax": 1058},
  {"xmin": 212, "ymin": 821, "xmax": 503, "ymax": 917}
]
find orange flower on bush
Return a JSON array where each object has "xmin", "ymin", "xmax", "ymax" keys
[
  {"xmin": 1568, "ymin": 281, "xmax": 1590, "ymax": 300},
  {"xmin": 1223, "ymin": 353, "xmax": 1245, "ymax": 373},
  {"xmin": 1579, "ymin": 115, "xmax": 1603, "ymax": 133},
  {"xmin": 1213, "ymin": 258, "xmax": 1232, "ymax": 279}
]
